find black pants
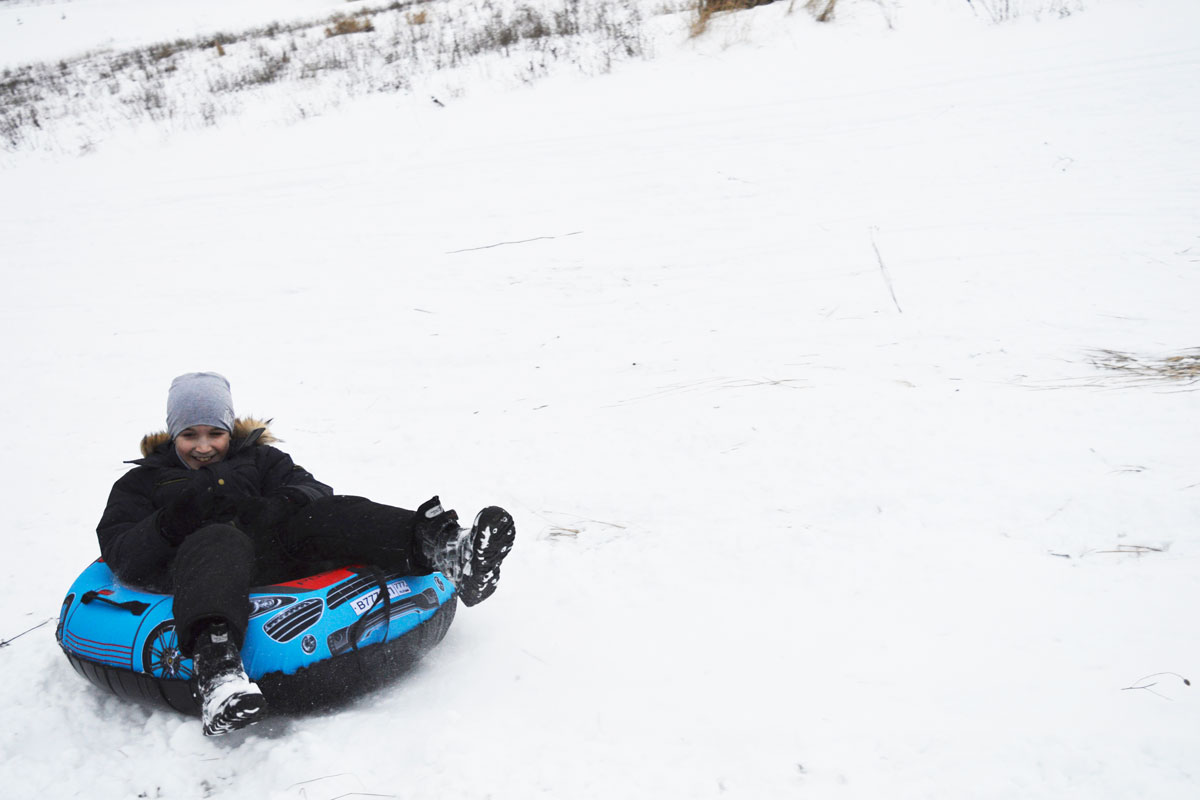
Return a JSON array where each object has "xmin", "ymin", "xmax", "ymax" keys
[{"xmin": 171, "ymin": 496, "xmax": 423, "ymax": 653}]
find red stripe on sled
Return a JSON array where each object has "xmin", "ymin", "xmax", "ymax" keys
[{"xmin": 265, "ymin": 567, "xmax": 359, "ymax": 591}]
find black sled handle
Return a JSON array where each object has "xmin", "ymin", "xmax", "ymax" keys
[{"xmin": 80, "ymin": 591, "xmax": 149, "ymax": 616}]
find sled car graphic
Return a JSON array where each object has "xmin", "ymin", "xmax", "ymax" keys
[
  {"xmin": 61, "ymin": 626, "xmax": 136, "ymax": 670},
  {"xmin": 262, "ymin": 598, "xmax": 324, "ymax": 643},
  {"xmin": 249, "ymin": 595, "xmax": 297, "ymax": 618},
  {"xmin": 326, "ymin": 588, "xmax": 441, "ymax": 656},
  {"xmin": 326, "ymin": 570, "xmax": 409, "ymax": 610},
  {"xmin": 142, "ymin": 620, "xmax": 193, "ymax": 679},
  {"xmin": 58, "ymin": 560, "xmax": 457, "ymax": 715}
]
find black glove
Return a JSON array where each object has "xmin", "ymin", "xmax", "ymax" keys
[
  {"xmin": 158, "ymin": 487, "xmax": 214, "ymax": 546},
  {"xmin": 236, "ymin": 488, "xmax": 311, "ymax": 532}
]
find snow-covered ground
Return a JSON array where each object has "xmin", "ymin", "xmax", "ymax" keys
[{"xmin": 1, "ymin": 0, "xmax": 1198, "ymax": 797}]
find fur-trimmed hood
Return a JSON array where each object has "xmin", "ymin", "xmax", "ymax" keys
[{"xmin": 138, "ymin": 417, "xmax": 278, "ymax": 458}]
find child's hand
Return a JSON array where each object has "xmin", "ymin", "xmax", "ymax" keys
[{"xmin": 158, "ymin": 488, "xmax": 213, "ymax": 545}]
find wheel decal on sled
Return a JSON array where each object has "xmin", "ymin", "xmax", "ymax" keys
[{"xmin": 142, "ymin": 620, "xmax": 193, "ymax": 680}]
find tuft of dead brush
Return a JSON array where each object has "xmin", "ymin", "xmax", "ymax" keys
[
  {"xmin": 690, "ymin": 0, "xmax": 769, "ymax": 37},
  {"xmin": 325, "ymin": 13, "xmax": 376, "ymax": 38},
  {"xmin": 1089, "ymin": 348, "xmax": 1200, "ymax": 386},
  {"xmin": 691, "ymin": 0, "xmax": 836, "ymax": 37},
  {"xmin": 806, "ymin": 0, "xmax": 838, "ymax": 22}
]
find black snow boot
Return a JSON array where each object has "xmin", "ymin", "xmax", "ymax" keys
[
  {"xmin": 415, "ymin": 499, "xmax": 515, "ymax": 607},
  {"xmin": 193, "ymin": 622, "xmax": 267, "ymax": 736}
]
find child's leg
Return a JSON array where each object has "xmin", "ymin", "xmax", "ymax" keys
[
  {"xmin": 171, "ymin": 523, "xmax": 256, "ymax": 654},
  {"xmin": 280, "ymin": 495, "xmax": 424, "ymax": 574}
]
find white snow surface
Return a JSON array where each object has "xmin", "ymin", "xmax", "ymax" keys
[{"xmin": 2, "ymin": 0, "xmax": 1199, "ymax": 797}]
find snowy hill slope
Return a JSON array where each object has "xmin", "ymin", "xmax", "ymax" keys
[{"xmin": 1, "ymin": 0, "xmax": 1198, "ymax": 797}]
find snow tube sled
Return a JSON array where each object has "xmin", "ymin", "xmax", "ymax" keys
[{"xmin": 57, "ymin": 559, "xmax": 457, "ymax": 714}]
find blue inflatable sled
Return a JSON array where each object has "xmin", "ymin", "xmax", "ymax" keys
[{"xmin": 57, "ymin": 559, "xmax": 457, "ymax": 714}]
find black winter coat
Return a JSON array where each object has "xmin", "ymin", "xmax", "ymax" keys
[{"xmin": 97, "ymin": 419, "xmax": 332, "ymax": 587}]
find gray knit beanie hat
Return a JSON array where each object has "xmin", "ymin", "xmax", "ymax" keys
[{"xmin": 167, "ymin": 372, "xmax": 236, "ymax": 439}]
